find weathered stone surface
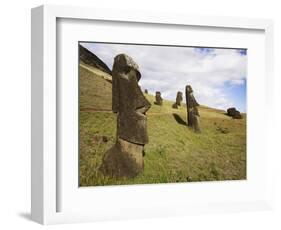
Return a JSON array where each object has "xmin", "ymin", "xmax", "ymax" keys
[
  {"xmin": 185, "ymin": 85, "xmax": 201, "ymax": 133},
  {"xmin": 172, "ymin": 91, "xmax": 183, "ymax": 109},
  {"xmin": 112, "ymin": 54, "xmax": 151, "ymax": 144},
  {"xmin": 176, "ymin": 91, "xmax": 183, "ymax": 105},
  {"xmin": 100, "ymin": 54, "xmax": 151, "ymax": 178},
  {"xmin": 227, "ymin": 107, "xmax": 242, "ymax": 119},
  {"xmin": 100, "ymin": 138, "xmax": 144, "ymax": 178},
  {"xmin": 154, "ymin": 91, "xmax": 163, "ymax": 105}
]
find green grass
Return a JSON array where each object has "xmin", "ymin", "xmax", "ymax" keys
[
  {"xmin": 79, "ymin": 65, "xmax": 246, "ymax": 186},
  {"xmin": 79, "ymin": 63, "xmax": 112, "ymax": 111}
]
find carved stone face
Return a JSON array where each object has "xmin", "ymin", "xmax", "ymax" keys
[
  {"xmin": 185, "ymin": 84, "xmax": 201, "ymax": 132},
  {"xmin": 112, "ymin": 54, "xmax": 151, "ymax": 145},
  {"xmin": 100, "ymin": 54, "xmax": 151, "ymax": 178},
  {"xmin": 176, "ymin": 91, "xmax": 183, "ymax": 105},
  {"xmin": 155, "ymin": 91, "xmax": 163, "ymax": 105},
  {"xmin": 185, "ymin": 85, "xmax": 193, "ymax": 94},
  {"xmin": 185, "ymin": 85, "xmax": 199, "ymax": 108}
]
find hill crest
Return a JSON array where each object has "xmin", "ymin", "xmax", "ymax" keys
[{"xmin": 79, "ymin": 44, "xmax": 112, "ymax": 75}]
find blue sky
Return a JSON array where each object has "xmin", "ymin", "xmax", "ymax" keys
[{"xmin": 80, "ymin": 42, "xmax": 247, "ymax": 112}]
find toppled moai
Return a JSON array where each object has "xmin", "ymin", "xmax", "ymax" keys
[
  {"xmin": 154, "ymin": 91, "xmax": 163, "ymax": 105},
  {"xmin": 144, "ymin": 89, "xmax": 148, "ymax": 94},
  {"xmin": 172, "ymin": 91, "xmax": 183, "ymax": 109},
  {"xmin": 185, "ymin": 85, "xmax": 201, "ymax": 133},
  {"xmin": 227, "ymin": 107, "xmax": 242, "ymax": 119},
  {"xmin": 100, "ymin": 54, "xmax": 151, "ymax": 178}
]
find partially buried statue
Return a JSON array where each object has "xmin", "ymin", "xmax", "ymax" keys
[
  {"xmin": 172, "ymin": 91, "xmax": 183, "ymax": 109},
  {"xmin": 100, "ymin": 54, "xmax": 151, "ymax": 178},
  {"xmin": 185, "ymin": 85, "xmax": 201, "ymax": 133},
  {"xmin": 154, "ymin": 91, "xmax": 163, "ymax": 105}
]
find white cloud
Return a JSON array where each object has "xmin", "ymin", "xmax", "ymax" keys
[{"xmin": 81, "ymin": 43, "xmax": 246, "ymax": 111}]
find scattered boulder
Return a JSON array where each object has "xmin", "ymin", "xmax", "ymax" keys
[
  {"xmin": 227, "ymin": 107, "xmax": 242, "ymax": 119},
  {"xmin": 100, "ymin": 54, "xmax": 151, "ymax": 178},
  {"xmin": 185, "ymin": 85, "xmax": 201, "ymax": 133},
  {"xmin": 154, "ymin": 91, "xmax": 163, "ymax": 105}
]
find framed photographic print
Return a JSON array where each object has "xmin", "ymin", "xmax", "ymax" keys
[{"xmin": 31, "ymin": 5, "xmax": 274, "ymax": 225}]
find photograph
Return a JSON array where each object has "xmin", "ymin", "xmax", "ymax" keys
[{"xmin": 79, "ymin": 42, "xmax": 247, "ymax": 186}]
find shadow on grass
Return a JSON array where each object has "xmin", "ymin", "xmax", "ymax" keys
[{"xmin": 172, "ymin": 113, "xmax": 187, "ymax": 126}]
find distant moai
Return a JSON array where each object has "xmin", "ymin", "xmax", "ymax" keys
[
  {"xmin": 172, "ymin": 91, "xmax": 183, "ymax": 109},
  {"xmin": 185, "ymin": 85, "xmax": 201, "ymax": 133},
  {"xmin": 227, "ymin": 107, "xmax": 242, "ymax": 119},
  {"xmin": 100, "ymin": 54, "xmax": 151, "ymax": 178},
  {"xmin": 144, "ymin": 89, "xmax": 148, "ymax": 94},
  {"xmin": 154, "ymin": 91, "xmax": 163, "ymax": 105}
]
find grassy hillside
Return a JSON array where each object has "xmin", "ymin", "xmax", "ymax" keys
[
  {"xmin": 79, "ymin": 44, "xmax": 112, "ymax": 75},
  {"xmin": 79, "ymin": 64, "xmax": 246, "ymax": 186},
  {"xmin": 79, "ymin": 63, "xmax": 112, "ymax": 111}
]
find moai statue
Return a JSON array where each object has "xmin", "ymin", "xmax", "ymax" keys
[
  {"xmin": 172, "ymin": 91, "xmax": 183, "ymax": 109},
  {"xmin": 185, "ymin": 85, "xmax": 201, "ymax": 133},
  {"xmin": 154, "ymin": 91, "xmax": 163, "ymax": 105},
  {"xmin": 100, "ymin": 54, "xmax": 151, "ymax": 178},
  {"xmin": 227, "ymin": 107, "xmax": 242, "ymax": 119},
  {"xmin": 144, "ymin": 89, "xmax": 148, "ymax": 94}
]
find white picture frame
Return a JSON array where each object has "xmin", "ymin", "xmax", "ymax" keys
[{"xmin": 31, "ymin": 4, "xmax": 274, "ymax": 225}]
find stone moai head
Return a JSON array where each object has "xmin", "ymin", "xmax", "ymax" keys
[
  {"xmin": 227, "ymin": 107, "xmax": 242, "ymax": 119},
  {"xmin": 144, "ymin": 89, "xmax": 148, "ymax": 94},
  {"xmin": 185, "ymin": 85, "xmax": 199, "ymax": 108},
  {"xmin": 111, "ymin": 54, "xmax": 151, "ymax": 144},
  {"xmin": 185, "ymin": 85, "xmax": 193, "ymax": 94},
  {"xmin": 155, "ymin": 91, "xmax": 163, "ymax": 105},
  {"xmin": 185, "ymin": 85, "xmax": 201, "ymax": 133},
  {"xmin": 100, "ymin": 54, "xmax": 151, "ymax": 178},
  {"xmin": 176, "ymin": 91, "xmax": 183, "ymax": 106}
]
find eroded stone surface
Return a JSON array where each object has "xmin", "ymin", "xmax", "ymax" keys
[
  {"xmin": 172, "ymin": 91, "xmax": 183, "ymax": 109},
  {"xmin": 154, "ymin": 91, "xmax": 163, "ymax": 105},
  {"xmin": 100, "ymin": 54, "xmax": 150, "ymax": 178},
  {"xmin": 185, "ymin": 85, "xmax": 201, "ymax": 133},
  {"xmin": 176, "ymin": 91, "xmax": 183, "ymax": 106},
  {"xmin": 227, "ymin": 107, "xmax": 242, "ymax": 119},
  {"xmin": 100, "ymin": 138, "xmax": 144, "ymax": 178}
]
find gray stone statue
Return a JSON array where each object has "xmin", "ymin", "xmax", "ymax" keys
[
  {"xmin": 172, "ymin": 91, "xmax": 183, "ymax": 109},
  {"xmin": 185, "ymin": 85, "xmax": 201, "ymax": 133},
  {"xmin": 227, "ymin": 107, "xmax": 242, "ymax": 119},
  {"xmin": 144, "ymin": 89, "xmax": 148, "ymax": 94},
  {"xmin": 154, "ymin": 91, "xmax": 163, "ymax": 105},
  {"xmin": 100, "ymin": 54, "xmax": 151, "ymax": 178}
]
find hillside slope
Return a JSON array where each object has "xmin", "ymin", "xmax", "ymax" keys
[
  {"xmin": 79, "ymin": 44, "xmax": 112, "ymax": 75},
  {"xmin": 79, "ymin": 64, "xmax": 246, "ymax": 186}
]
